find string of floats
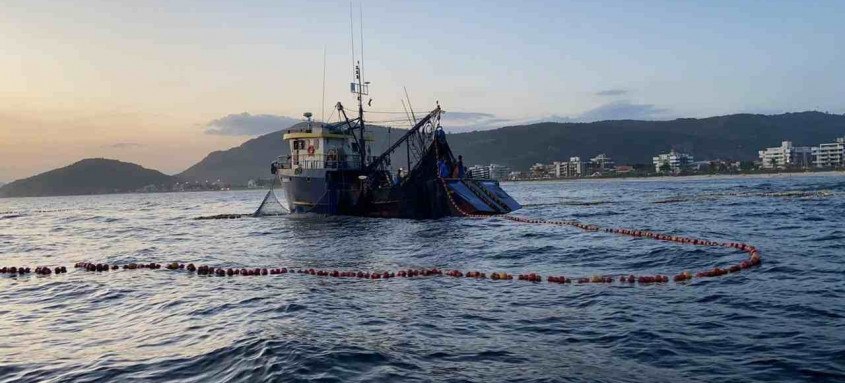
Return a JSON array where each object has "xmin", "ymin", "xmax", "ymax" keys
[{"xmin": 1, "ymin": 239, "xmax": 760, "ymax": 286}]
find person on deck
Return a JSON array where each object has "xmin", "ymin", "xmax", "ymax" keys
[
  {"xmin": 451, "ymin": 156, "xmax": 464, "ymax": 178},
  {"xmin": 435, "ymin": 127, "xmax": 446, "ymax": 141},
  {"xmin": 438, "ymin": 159, "xmax": 450, "ymax": 178}
]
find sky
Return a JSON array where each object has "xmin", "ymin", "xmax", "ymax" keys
[{"xmin": 1, "ymin": 0, "xmax": 844, "ymax": 181}]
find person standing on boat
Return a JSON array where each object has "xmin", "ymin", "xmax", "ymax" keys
[
  {"xmin": 452, "ymin": 155, "xmax": 465, "ymax": 179},
  {"xmin": 438, "ymin": 159, "xmax": 450, "ymax": 178}
]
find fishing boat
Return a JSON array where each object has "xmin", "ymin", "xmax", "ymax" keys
[{"xmin": 269, "ymin": 61, "xmax": 520, "ymax": 219}]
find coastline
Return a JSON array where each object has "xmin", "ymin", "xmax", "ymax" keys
[
  {"xmin": 2, "ymin": 170, "xmax": 843, "ymax": 199},
  {"xmin": 502, "ymin": 169, "xmax": 845, "ymax": 185}
]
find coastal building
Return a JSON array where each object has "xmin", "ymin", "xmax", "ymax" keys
[
  {"xmin": 653, "ymin": 150, "xmax": 694, "ymax": 173},
  {"xmin": 565, "ymin": 157, "xmax": 584, "ymax": 177},
  {"xmin": 488, "ymin": 164, "xmax": 510, "ymax": 180},
  {"xmin": 811, "ymin": 137, "xmax": 845, "ymax": 168},
  {"xmin": 534, "ymin": 157, "xmax": 587, "ymax": 178},
  {"xmin": 552, "ymin": 161, "xmax": 564, "ymax": 178},
  {"xmin": 466, "ymin": 164, "xmax": 511, "ymax": 180},
  {"xmin": 530, "ymin": 163, "xmax": 547, "ymax": 178},
  {"xmin": 467, "ymin": 165, "xmax": 490, "ymax": 179},
  {"xmin": 758, "ymin": 141, "xmax": 812, "ymax": 169},
  {"xmin": 589, "ymin": 154, "xmax": 615, "ymax": 171}
]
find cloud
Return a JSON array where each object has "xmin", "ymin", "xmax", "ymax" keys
[
  {"xmin": 441, "ymin": 111, "xmax": 515, "ymax": 132},
  {"xmin": 204, "ymin": 113, "xmax": 302, "ymax": 136},
  {"xmin": 576, "ymin": 101, "xmax": 668, "ymax": 122},
  {"xmin": 441, "ymin": 101, "xmax": 669, "ymax": 132},
  {"xmin": 595, "ymin": 89, "xmax": 628, "ymax": 97},
  {"xmin": 104, "ymin": 142, "xmax": 143, "ymax": 149},
  {"xmin": 528, "ymin": 114, "xmax": 576, "ymax": 124}
]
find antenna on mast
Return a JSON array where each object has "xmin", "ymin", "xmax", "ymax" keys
[
  {"xmin": 348, "ymin": 1, "xmax": 369, "ymax": 168},
  {"xmin": 359, "ymin": 3, "xmax": 364, "ymax": 86},
  {"xmin": 321, "ymin": 46, "xmax": 327, "ymax": 123},
  {"xmin": 349, "ymin": 1, "xmax": 356, "ymax": 80}
]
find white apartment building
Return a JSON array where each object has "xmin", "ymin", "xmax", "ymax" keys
[
  {"xmin": 467, "ymin": 164, "xmax": 491, "ymax": 179},
  {"xmin": 552, "ymin": 161, "xmax": 565, "ymax": 177},
  {"xmin": 653, "ymin": 150, "xmax": 694, "ymax": 173},
  {"xmin": 811, "ymin": 137, "xmax": 845, "ymax": 168},
  {"xmin": 590, "ymin": 154, "xmax": 615, "ymax": 171},
  {"xmin": 566, "ymin": 157, "xmax": 584, "ymax": 177},
  {"xmin": 758, "ymin": 141, "xmax": 812, "ymax": 169},
  {"xmin": 488, "ymin": 164, "xmax": 510, "ymax": 180}
]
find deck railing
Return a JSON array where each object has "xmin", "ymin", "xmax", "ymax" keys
[{"xmin": 281, "ymin": 154, "xmax": 365, "ymax": 170}]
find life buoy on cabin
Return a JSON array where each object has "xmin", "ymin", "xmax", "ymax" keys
[{"xmin": 307, "ymin": 145, "xmax": 316, "ymax": 156}]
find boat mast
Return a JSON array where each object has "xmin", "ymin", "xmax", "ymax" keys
[
  {"xmin": 355, "ymin": 63, "xmax": 366, "ymax": 169},
  {"xmin": 349, "ymin": 2, "xmax": 368, "ymax": 169}
]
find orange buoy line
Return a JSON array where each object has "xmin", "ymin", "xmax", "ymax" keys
[
  {"xmin": 498, "ymin": 214, "xmax": 762, "ymax": 281},
  {"xmin": 438, "ymin": 174, "xmax": 762, "ymax": 283},
  {"xmin": 2, "ymin": 208, "xmax": 763, "ymax": 286},
  {"xmin": 0, "ymin": 256, "xmax": 760, "ymax": 287},
  {"xmin": 0, "ymin": 210, "xmax": 763, "ymax": 287},
  {"xmin": 0, "ymin": 208, "xmax": 75, "ymax": 215}
]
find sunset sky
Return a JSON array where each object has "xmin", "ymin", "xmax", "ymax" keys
[{"xmin": 2, "ymin": 0, "xmax": 843, "ymax": 181}]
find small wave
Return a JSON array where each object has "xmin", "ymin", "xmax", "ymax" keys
[{"xmin": 572, "ymin": 211, "xmax": 621, "ymax": 218}]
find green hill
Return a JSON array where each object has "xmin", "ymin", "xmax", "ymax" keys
[
  {"xmin": 445, "ymin": 111, "xmax": 845, "ymax": 169},
  {"xmin": 0, "ymin": 158, "xmax": 175, "ymax": 198}
]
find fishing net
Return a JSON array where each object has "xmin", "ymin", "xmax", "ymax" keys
[{"xmin": 253, "ymin": 180, "xmax": 289, "ymax": 217}]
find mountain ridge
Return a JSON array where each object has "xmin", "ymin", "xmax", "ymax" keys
[
  {"xmin": 444, "ymin": 111, "xmax": 845, "ymax": 170},
  {"xmin": 3, "ymin": 111, "xmax": 844, "ymax": 197},
  {"xmin": 0, "ymin": 158, "xmax": 175, "ymax": 198}
]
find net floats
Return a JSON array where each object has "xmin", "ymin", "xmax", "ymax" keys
[
  {"xmin": 2, "ymin": 259, "xmax": 762, "ymax": 286},
  {"xmin": 0, "ymin": 267, "xmax": 30, "ymax": 275},
  {"xmin": 1, "ymin": 215, "xmax": 764, "ymax": 287},
  {"xmin": 34, "ymin": 266, "xmax": 67, "ymax": 275},
  {"xmin": 518, "ymin": 273, "xmax": 543, "ymax": 282}
]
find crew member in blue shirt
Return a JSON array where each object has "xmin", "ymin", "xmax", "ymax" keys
[{"xmin": 438, "ymin": 159, "xmax": 450, "ymax": 178}]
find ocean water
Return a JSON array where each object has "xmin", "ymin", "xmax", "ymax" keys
[{"xmin": 1, "ymin": 174, "xmax": 843, "ymax": 382}]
